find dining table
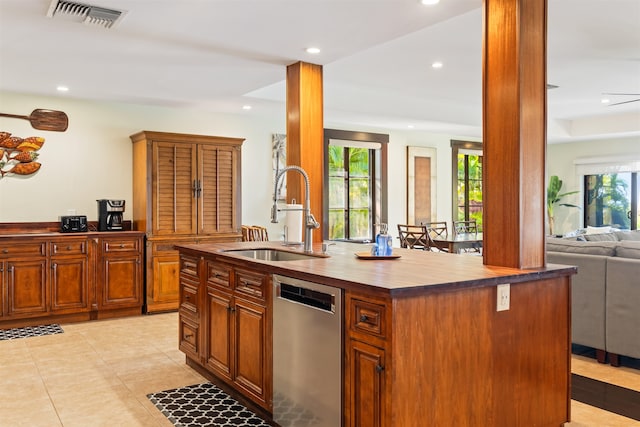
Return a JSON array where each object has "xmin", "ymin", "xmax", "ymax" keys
[{"xmin": 432, "ymin": 232, "xmax": 483, "ymax": 254}]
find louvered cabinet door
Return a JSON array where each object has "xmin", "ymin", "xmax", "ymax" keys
[
  {"xmin": 152, "ymin": 142, "xmax": 198, "ymax": 235},
  {"xmin": 198, "ymin": 144, "xmax": 239, "ymax": 235}
]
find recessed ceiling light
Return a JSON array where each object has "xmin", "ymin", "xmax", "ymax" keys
[
  {"xmin": 431, "ymin": 62, "xmax": 443, "ymax": 69},
  {"xmin": 242, "ymin": 105, "xmax": 252, "ymax": 110},
  {"xmin": 57, "ymin": 85, "xmax": 69, "ymax": 92},
  {"xmin": 421, "ymin": 0, "xmax": 440, "ymax": 5},
  {"xmin": 408, "ymin": 125, "xmax": 415, "ymax": 129},
  {"xmin": 306, "ymin": 47, "xmax": 321, "ymax": 54},
  {"xmin": 601, "ymin": 99, "xmax": 610, "ymax": 104}
]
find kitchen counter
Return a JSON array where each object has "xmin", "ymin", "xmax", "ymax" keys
[
  {"xmin": 175, "ymin": 240, "xmax": 576, "ymax": 296},
  {"xmin": 176, "ymin": 240, "xmax": 576, "ymax": 426}
]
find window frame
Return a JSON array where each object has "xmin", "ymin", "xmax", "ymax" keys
[
  {"xmin": 451, "ymin": 140, "xmax": 483, "ymax": 229},
  {"xmin": 323, "ymin": 129, "xmax": 388, "ymax": 242}
]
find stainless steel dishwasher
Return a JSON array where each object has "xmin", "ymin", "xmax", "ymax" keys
[{"xmin": 272, "ymin": 274, "xmax": 342, "ymax": 427}]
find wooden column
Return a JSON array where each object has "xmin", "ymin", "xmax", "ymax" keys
[
  {"xmin": 482, "ymin": 0, "xmax": 547, "ymax": 268},
  {"xmin": 286, "ymin": 61, "xmax": 324, "ymax": 243}
]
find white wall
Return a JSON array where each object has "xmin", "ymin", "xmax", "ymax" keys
[
  {"xmin": 1, "ymin": 91, "xmax": 474, "ymax": 244},
  {"xmin": 547, "ymin": 136, "xmax": 640, "ymax": 235},
  {"xmin": 17, "ymin": 91, "xmax": 630, "ymax": 244}
]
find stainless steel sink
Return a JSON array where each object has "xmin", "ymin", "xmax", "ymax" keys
[{"xmin": 223, "ymin": 248, "xmax": 324, "ymax": 261}]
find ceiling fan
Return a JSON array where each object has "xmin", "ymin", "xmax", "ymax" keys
[{"xmin": 602, "ymin": 93, "xmax": 640, "ymax": 106}]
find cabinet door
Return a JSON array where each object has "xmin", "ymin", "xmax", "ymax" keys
[
  {"xmin": 233, "ymin": 297, "xmax": 269, "ymax": 406},
  {"xmin": 198, "ymin": 144, "xmax": 239, "ymax": 235},
  {"xmin": 100, "ymin": 255, "xmax": 142, "ymax": 309},
  {"xmin": 150, "ymin": 253, "xmax": 180, "ymax": 309},
  {"xmin": 205, "ymin": 287, "xmax": 234, "ymax": 381},
  {"xmin": 50, "ymin": 257, "xmax": 89, "ymax": 313},
  {"xmin": 152, "ymin": 141, "xmax": 197, "ymax": 236},
  {"xmin": 345, "ymin": 339, "xmax": 387, "ymax": 427},
  {"xmin": 6, "ymin": 259, "xmax": 48, "ymax": 318}
]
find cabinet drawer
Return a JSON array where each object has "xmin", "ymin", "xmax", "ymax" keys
[
  {"xmin": 0, "ymin": 241, "xmax": 46, "ymax": 258},
  {"xmin": 179, "ymin": 316, "xmax": 199, "ymax": 357},
  {"xmin": 234, "ymin": 268, "xmax": 266, "ymax": 301},
  {"xmin": 51, "ymin": 240, "xmax": 87, "ymax": 256},
  {"xmin": 350, "ymin": 298, "xmax": 387, "ymax": 339},
  {"xmin": 206, "ymin": 262, "xmax": 232, "ymax": 289},
  {"xmin": 103, "ymin": 238, "xmax": 140, "ymax": 253},
  {"xmin": 181, "ymin": 284, "xmax": 198, "ymax": 314}
]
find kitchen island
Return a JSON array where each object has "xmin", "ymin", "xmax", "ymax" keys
[{"xmin": 176, "ymin": 240, "xmax": 576, "ymax": 427}]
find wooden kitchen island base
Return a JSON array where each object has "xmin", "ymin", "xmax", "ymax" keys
[{"xmin": 176, "ymin": 241, "xmax": 575, "ymax": 427}]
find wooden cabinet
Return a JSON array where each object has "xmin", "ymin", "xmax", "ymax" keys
[
  {"xmin": 131, "ymin": 131, "xmax": 244, "ymax": 312},
  {"xmin": 178, "ymin": 254, "xmax": 272, "ymax": 411},
  {"xmin": 97, "ymin": 235, "xmax": 143, "ymax": 312},
  {"xmin": 0, "ymin": 240, "xmax": 48, "ymax": 319},
  {"xmin": 50, "ymin": 237, "xmax": 90, "ymax": 314},
  {"xmin": 0, "ymin": 231, "xmax": 144, "ymax": 327},
  {"xmin": 345, "ymin": 292, "xmax": 390, "ymax": 427}
]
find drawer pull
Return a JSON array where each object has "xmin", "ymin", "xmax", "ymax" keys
[
  {"xmin": 184, "ymin": 333, "xmax": 194, "ymax": 339},
  {"xmin": 185, "ymin": 294, "xmax": 191, "ymax": 300},
  {"xmin": 120, "ymin": 244, "xmax": 125, "ymax": 248},
  {"xmin": 66, "ymin": 246, "xmax": 72, "ymax": 250},
  {"xmin": 2, "ymin": 249, "xmax": 8, "ymax": 254},
  {"xmin": 360, "ymin": 314, "xmax": 369, "ymax": 322}
]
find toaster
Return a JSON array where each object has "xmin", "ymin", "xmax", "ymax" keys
[{"xmin": 60, "ymin": 215, "xmax": 88, "ymax": 233}]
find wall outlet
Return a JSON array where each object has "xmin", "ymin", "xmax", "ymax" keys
[{"xmin": 497, "ymin": 283, "xmax": 510, "ymax": 311}]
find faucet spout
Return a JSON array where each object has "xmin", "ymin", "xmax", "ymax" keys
[{"xmin": 272, "ymin": 165, "xmax": 317, "ymax": 253}]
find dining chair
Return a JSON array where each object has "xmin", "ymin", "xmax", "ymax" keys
[
  {"xmin": 241, "ymin": 225, "xmax": 269, "ymax": 241},
  {"xmin": 453, "ymin": 220, "xmax": 481, "ymax": 253},
  {"xmin": 453, "ymin": 220, "xmax": 478, "ymax": 236},
  {"xmin": 422, "ymin": 221, "xmax": 450, "ymax": 252},
  {"xmin": 397, "ymin": 224, "xmax": 429, "ymax": 250}
]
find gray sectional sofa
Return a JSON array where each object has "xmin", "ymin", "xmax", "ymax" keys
[{"xmin": 546, "ymin": 230, "xmax": 640, "ymax": 366}]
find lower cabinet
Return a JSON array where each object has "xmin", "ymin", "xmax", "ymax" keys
[
  {"xmin": 146, "ymin": 236, "xmax": 241, "ymax": 313},
  {"xmin": 178, "ymin": 254, "xmax": 272, "ymax": 412},
  {"xmin": 344, "ymin": 291, "xmax": 390, "ymax": 427},
  {"xmin": 98, "ymin": 236, "xmax": 143, "ymax": 310},
  {"xmin": 0, "ymin": 232, "xmax": 144, "ymax": 327}
]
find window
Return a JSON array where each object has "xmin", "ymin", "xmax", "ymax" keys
[
  {"xmin": 451, "ymin": 140, "xmax": 483, "ymax": 230},
  {"xmin": 584, "ymin": 173, "xmax": 638, "ymax": 230},
  {"xmin": 324, "ymin": 129, "xmax": 388, "ymax": 242}
]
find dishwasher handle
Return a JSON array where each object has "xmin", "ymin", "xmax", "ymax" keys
[{"xmin": 277, "ymin": 282, "xmax": 335, "ymax": 313}]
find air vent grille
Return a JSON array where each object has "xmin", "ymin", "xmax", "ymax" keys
[{"xmin": 46, "ymin": 0, "xmax": 123, "ymax": 29}]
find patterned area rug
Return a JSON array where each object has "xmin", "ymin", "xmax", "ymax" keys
[
  {"xmin": 0, "ymin": 324, "xmax": 64, "ymax": 340},
  {"xmin": 147, "ymin": 382, "xmax": 270, "ymax": 427}
]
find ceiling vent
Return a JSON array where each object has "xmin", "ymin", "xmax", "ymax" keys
[{"xmin": 46, "ymin": 0, "xmax": 124, "ymax": 29}]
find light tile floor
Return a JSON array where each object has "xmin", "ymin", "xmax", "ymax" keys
[{"xmin": 0, "ymin": 313, "xmax": 638, "ymax": 427}]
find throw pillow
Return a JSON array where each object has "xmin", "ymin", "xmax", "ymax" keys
[
  {"xmin": 584, "ymin": 233, "xmax": 619, "ymax": 242},
  {"xmin": 615, "ymin": 230, "xmax": 640, "ymax": 241},
  {"xmin": 586, "ymin": 225, "xmax": 612, "ymax": 235},
  {"xmin": 615, "ymin": 241, "xmax": 640, "ymax": 259}
]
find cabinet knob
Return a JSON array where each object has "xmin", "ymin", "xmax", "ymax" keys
[
  {"xmin": 184, "ymin": 333, "xmax": 194, "ymax": 339},
  {"xmin": 66, "ymin": 246, "xmax": 72, "ymax": 250},
  {"xmin": 375, "ymin": 365, "xmax": 385, "ymax": 373},
  {"xmin": 120, "ymin": 244, "xmax": 125, "ymax": 248},
  {"xmin": 2, "ymin": 249, "xmax": 8, "ymax": 254},
  {"xmin": 360, "ymin": 314, "xmax": 369, "ymax": 322}
]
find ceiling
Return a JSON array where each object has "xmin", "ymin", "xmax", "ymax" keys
[{"xmin": 1, "ymin": 0, "xmax": 639, "ymax": 143}]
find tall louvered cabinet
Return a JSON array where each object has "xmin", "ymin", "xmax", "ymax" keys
[{"xmin": 131, "ymin": 131, "xmax": 243, "ymax": 313}]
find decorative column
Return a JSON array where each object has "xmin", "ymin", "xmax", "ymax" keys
[
  {"xmin": 286, "ymin": 61, "xmax": 324, "ymax": 244},
  {"xmin": 482, "ymin": 0, "xmax": 548, "ymax": 268}
]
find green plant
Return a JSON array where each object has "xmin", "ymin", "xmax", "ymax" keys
[{"xmin": 547, "ymin": 175, "xmax": 580, "ymax": 235}]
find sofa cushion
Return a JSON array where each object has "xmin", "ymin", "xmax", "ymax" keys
[
  {"xmin": 614, "ymin": 230, "xmax": 640, "ymax": 241},
  {"xmin": 615, "ymin": 241, "xmax": 640, "ymax": 259},
  {"xmin": 584, "ymin": 233, "xmax": 619, "ymax": 242},
  {"xmin": 546, "ymin": 239, "xmax": 617, "ymax": 256}
]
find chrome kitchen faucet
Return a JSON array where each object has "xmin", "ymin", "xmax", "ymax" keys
[{"xmin": 271, "ymin": 165, "xmax": 320, "ymax": 253}]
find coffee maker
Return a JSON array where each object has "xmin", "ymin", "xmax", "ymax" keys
[{"xmin": 97, "ymin": 199, "xmax": 125, "ymax": 231}]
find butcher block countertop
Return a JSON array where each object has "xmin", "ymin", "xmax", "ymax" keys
[{"xmin": 175, "ymin": 240, "xmax": 576, "ymax": 297}]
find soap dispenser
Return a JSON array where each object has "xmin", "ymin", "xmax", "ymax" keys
[{"xmin": 374, "ymin": 223, "xmax": 393, "ymax": 256}]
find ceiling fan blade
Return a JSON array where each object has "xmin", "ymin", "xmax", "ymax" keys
[
  {"xmin": 608, "ymin": 98, "xmax": 640, "ymax": 106},
  {"xmin": 602, "ymin": 93, "xmax": 640, "ymax": 96}
]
